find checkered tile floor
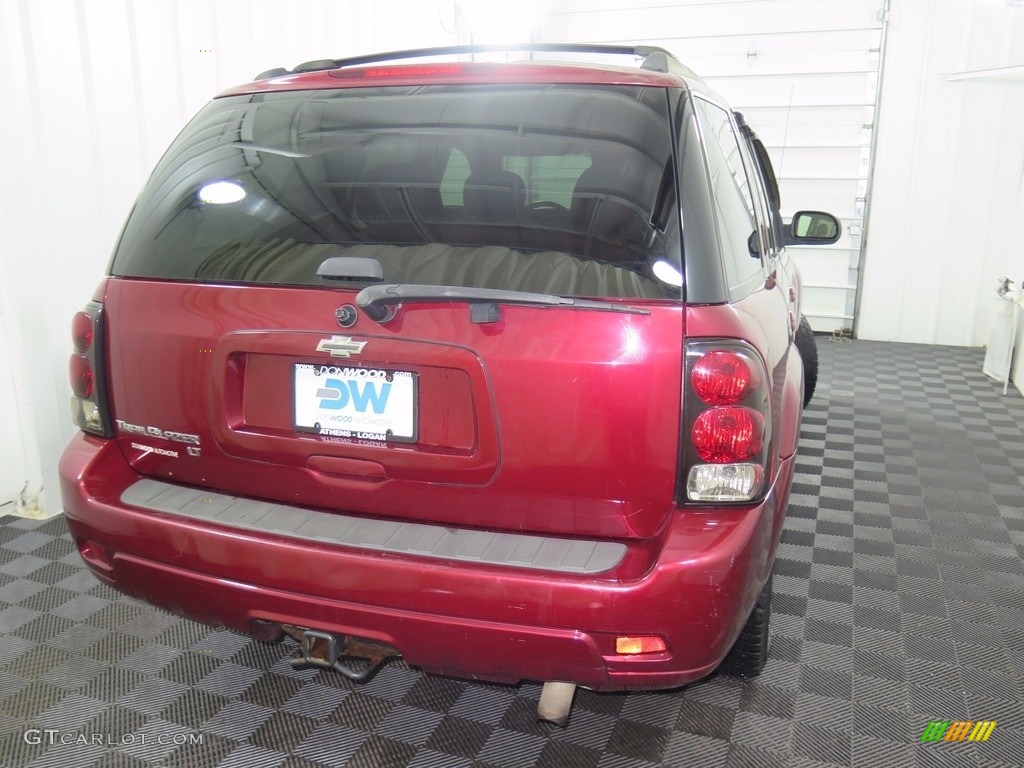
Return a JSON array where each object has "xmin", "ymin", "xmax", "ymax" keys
[{"xmin": 2, "ymin": 340, "xmax": 1023, "ymax": 768}]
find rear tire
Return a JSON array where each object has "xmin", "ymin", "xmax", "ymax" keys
[
  {"xmin": 795, "ymin": 316, "xmax": 818, "ymax": 407},
  {"xmin": 719, "ymin": 574, "xmax": 772, "ymax": 679}
]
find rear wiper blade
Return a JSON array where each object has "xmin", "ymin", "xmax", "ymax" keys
[{"xmin": 356, "ymin": 284, "xmax": 650, "ymax": 324}]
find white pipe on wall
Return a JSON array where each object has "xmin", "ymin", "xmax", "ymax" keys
[
  {"xmin": 944, "ymin": 64, "xmax": 1024, "ymax": 80},
  {"xmin": 0, "ymin": 264, "xmax": 43, "ymax": 514}
]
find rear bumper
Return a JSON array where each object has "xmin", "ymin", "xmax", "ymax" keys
[{"xmin": 59, "ymin": 432, "xmax": 792, "ymax": 691}]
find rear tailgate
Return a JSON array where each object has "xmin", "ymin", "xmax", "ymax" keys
[{"xmin": 103, "ymin": 279, "xmax": 683, "ymax": 539}]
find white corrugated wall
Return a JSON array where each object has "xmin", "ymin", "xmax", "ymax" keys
[
  {"xmin": 857, "ymin": 0, "xmax": 1024, "ymax": 355},
  {"xmin": 0, "ymin": 285, "xmax": 33, "ymax": 511},
  {"xmin": 540, "ymin": 0, "xmax": 886, "ymax": 334},
  {"xmin": 542, "ymin": 0, "xmax": 1024, "ymax": 393},
  {"xmin": 0, "ymin": 0, "xmax": 459, "ymax": 515},
  {"xmin": 2, "ymin": 1, "xmax": 1022, "ymax": 513}
]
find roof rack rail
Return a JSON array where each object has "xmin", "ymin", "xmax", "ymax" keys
[{"xmin": 254, "ymin": 43, "xmax": 700, "ymax": 81}]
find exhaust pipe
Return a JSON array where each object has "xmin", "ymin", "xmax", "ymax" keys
[{"xmin": 537, "ymin": 681, "xmax": 577, "ymax": 726}]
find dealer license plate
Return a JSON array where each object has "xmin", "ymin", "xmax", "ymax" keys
[{"xmin": 293, "ymin": 363, "xmax": 417, "ymax": 441}]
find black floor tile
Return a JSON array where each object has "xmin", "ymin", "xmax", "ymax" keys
[{"xmin": 2, "ymin": 340, "xmax": 1023, "ymax": 767}]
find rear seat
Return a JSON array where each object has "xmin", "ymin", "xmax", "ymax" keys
[
  {"xmin": 571, "ymin": 159, "xmax": 657, "ymax": 263},
  {"xmin": 196, "ymin": 239, "xmax": 661, "ymax": 299},
  {"xmin": 463, "ymin": 170, "xmax": 526, "ymax": 223}
]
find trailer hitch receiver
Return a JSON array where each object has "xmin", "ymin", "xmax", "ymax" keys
[{"xmin": 282, "ymin": 624, "xmax": 399, "ymax": 682}]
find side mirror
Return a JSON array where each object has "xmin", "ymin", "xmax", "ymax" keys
[{"xmin": 786, "ymin": 211, "xmax": 841, "ymax": 245}]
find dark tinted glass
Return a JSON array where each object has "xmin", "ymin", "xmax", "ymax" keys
[
  {"xmin": 692, "ymin": 98, "xmax": 764, "ymax": 295},
  {"xmin": 111, "ymin": 84, "xmax": 681, "ymax": 300}
]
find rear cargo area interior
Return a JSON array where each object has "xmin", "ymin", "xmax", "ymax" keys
[{"xmin": 193, "ymin": 240, "xmax": 664, "ymax": 298}]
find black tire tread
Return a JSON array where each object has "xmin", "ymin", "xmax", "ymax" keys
[
  {"xmin": 795, "ymin": 316, "xmax": 818, "ymax": 407},
  {"xmin": 718, "ymin": 574, "xmax": 772, "ymax": 679}
]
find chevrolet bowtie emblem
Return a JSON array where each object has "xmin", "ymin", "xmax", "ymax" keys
[{"xmin": 315, "ymin": 336, "xmax": 367, "ymax": 358}]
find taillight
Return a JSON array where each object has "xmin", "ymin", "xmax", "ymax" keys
[
  {"xmin": 69, "ymin": 355, "xmax": 94, "ymax": 398},
  {"xmin": 682, "ymin": 341, "xmax": 771, "ymax": 503},
  {"xmin": 691, "ymin": 351, "xmax": 756, "ymax": 404},
  {"xmin": 692, "ymin": 407, "xmax": 763, "ymax": 462},
  {"xmin": 69, "ymin": 302, "xmax": 112, "ymax": 437},
  {"xmin": 72, "ymin": 311, "xmax": 94, "ymax": 353}
]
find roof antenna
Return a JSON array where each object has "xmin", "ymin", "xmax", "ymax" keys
[{"xmin": 778, "ymin": 85, "xmax": 795, "ymax": 180}]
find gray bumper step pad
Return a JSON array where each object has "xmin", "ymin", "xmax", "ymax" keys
[{"xmin": 121, "ymin": 478, "xmax": 627, "ymax": 575}]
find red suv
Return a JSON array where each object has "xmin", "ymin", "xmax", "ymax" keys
[{"xmin": 60, "ymin": 44, "xmax": 838, "ymax": 723}]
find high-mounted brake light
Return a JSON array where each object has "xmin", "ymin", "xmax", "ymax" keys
[
  {"xmin": 362, "ymin": 64, "xmax": 464, "ymax": 77},
  {"xmin": 682, "ymin": 341, "xmax": 771, "ymax": 503},
  {"xmin": 69, "ymin": 301, "xmax": 112, "ymax": 437},
  {"xmin": 329, "ymin": 63, "xmax": 470, "ymax": 82}
]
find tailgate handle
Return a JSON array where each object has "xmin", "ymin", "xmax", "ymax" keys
[{"xmin": 307, "ymin": 455, "xmax": 388, "ymax": 482}]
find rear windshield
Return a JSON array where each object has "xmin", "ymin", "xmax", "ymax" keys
[{"xmin": 112, "ymin": 84, "xmax": 681, "ymax": 300}]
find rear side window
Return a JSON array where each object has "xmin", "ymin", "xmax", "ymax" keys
[
  {"xmin": 111, "ymin": 84, "xmax": 682, "ymax": 300},
  {"xmin": 693, "ymin": 98, "xmax": 764, "ymax": 296}
]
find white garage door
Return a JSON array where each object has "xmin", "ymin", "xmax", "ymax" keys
[{"xmin": 541, "ymin": 0, "xmax": 886, "ymax": 333}]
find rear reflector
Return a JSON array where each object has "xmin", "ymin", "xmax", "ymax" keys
[
  {"xmin": 77, "ymin": 538, "xmax": 111, "ymax": 569},
  {"xmin": 615, "ymin": 636, "xmax": 668, "ymax": 655}
]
